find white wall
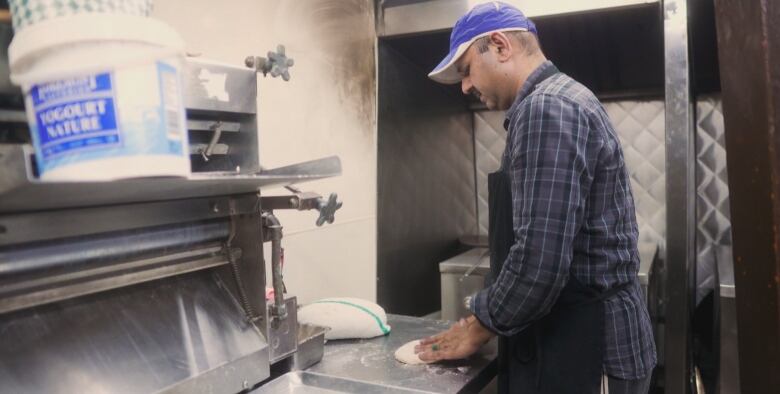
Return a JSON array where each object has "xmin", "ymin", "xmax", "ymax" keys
[{"xmin": 153, "ymin": 0, "xmax": 377, "ymax": 304}]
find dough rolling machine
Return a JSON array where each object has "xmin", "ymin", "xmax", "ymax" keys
[
  {"xmin": 0, "ymin": 48, "xmax": 496, "ymax": 393},
  {"xmin": 0, "ymin": 49, "xmax": 346, "ymax": 393}
]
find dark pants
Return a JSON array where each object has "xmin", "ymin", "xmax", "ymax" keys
[{"xmin": 605, "ymin": 374, "xmax": 653, "ymax": 394}]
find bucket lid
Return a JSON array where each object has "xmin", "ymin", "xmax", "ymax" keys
[{"xmin": 8, "ymin": 13, "xmax": 185, "ymax": 73}]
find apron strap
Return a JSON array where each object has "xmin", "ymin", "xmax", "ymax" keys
[
  {"xmin": 565, "ymin": 274, "xmax": 635, "ymax": 308},
  {"xmin": 595, "ymin": 280, "xmax": 633, "ymax": 302}
]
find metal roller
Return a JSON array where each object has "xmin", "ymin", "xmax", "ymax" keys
[{"xmin": 0, "ymin": 220, "xmax": 230, "ymax": 277}]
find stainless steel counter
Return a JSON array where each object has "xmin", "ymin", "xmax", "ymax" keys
[{"xmin": 306, "ymin": 314, "xmax": 496, "ymax": 393}]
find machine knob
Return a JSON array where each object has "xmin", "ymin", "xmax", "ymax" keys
[
  {"xmin": 245, "ymin": 45, "xmax": 294, "ymax": 81},
  {"xmin": 316, "ymin": 193, "xmax": 342, "ymax": 226},
  {"xmin": 267, "ymin": 45, "xmax": 295, "ymax": 81}
]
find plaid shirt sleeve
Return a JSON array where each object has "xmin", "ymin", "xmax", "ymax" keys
[{"xmin": 471, "ymin": 93, "xmax": 598, "ymax": 336}]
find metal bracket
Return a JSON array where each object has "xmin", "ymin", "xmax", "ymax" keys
[
  {"xmin": 245, "ymin": 45, "xmax": 295, "ymax": 81},
  {"xmin": 260, "ymin": 188, "xmax": 342, "ymax": 227}
]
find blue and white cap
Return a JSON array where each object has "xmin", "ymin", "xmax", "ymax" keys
[{"xmin": 428, "ymin": 1, "xmax": 537, "ymax": 84}]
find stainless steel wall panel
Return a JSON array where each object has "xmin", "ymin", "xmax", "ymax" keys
[
  {"xmin": 474, "ymin": 111, "xmax": 508, "ymax": 235},
  {"xmin": 377, "ymin": 42, "xmax": 477, "ymax": 316},
  {"xmin": 604, "ymin": 100, "xmax": 667, "ymax": 250},
  {"xmin": 474, "ymin": 102, "xmax": 667, "ymax": 248},
  {"xmin": 695, "ymin": 95, "xmax": 731, "ymax": 304}
]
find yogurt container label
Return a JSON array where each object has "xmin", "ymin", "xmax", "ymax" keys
[{"xmin": 32, "ymin": 73, "xmax": 121, "ymax": 159}]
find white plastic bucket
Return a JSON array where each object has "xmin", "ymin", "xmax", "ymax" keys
[
  {"xmin": 9, "ymin": 0, "xmax": 154, "ymax": 32},
  {"xmin": 9, "ymin": 14, "xmax": 191, "ymax": 181}
]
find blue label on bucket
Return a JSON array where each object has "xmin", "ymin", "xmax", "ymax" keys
[
  {"xmin": 31, "ymin": 74, "xmax": 113, "ymax": 107},
  {"xmin": 31, "ymin": 73, "xmax": 120, "ymax": 159}
]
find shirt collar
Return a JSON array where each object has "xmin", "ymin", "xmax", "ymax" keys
[{"xmin": 503, "ymin": 60, "xmax": 556, "ymax": 130}]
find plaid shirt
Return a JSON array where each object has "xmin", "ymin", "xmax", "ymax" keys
[{"xmin": 471, "ymin": 61, "xmax": 657, "ymax": 379}]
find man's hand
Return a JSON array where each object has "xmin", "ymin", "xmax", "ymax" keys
[{"xmin": 414, "ymin": 315, "xmax": 495, "ymax": 362}]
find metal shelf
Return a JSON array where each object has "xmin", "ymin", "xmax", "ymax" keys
[
  {"xmin": 378, "ymin": 0, "xmax": 660, "ymax": 37},
  {"xmin": 0, "ymin": 144, "xmax": 341, "ymax": 213}
]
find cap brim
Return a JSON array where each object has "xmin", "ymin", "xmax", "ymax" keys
[
  {"xmin": 428, "ymin": 28, "xmax": 530, "ymax": 84},
  {"xmin": 428, "ymin": 41, "xmax": 471, "ymax": 84}
]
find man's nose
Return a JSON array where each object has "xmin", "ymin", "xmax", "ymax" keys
[{"xmin": 461, "ymin": 78, "xmax": 472, "ymax": 95}]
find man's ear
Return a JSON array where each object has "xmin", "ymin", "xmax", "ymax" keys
[{"xmin": 489, "ymin": 32, "xmax": 513, "ymax": 62}]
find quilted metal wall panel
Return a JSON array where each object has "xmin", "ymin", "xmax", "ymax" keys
[
  {"xmin": 604, "ymin": 101, "xmax": 667, "ymax": 252},
  {"xmin": 474, "ymin": 102, "xmax": 667, "ymax": 251},
  {"xmin": 695, "ymin": 95, "xmax": 731, "ymax": 303},
  {"xmin": 474, "ymin": 111, "xmax": 508, "ymax": 235},
  {"xmin": 377, "ymin": 42, "xmax": 478, "ymax": 316}
]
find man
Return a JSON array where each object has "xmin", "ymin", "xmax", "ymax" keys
[{"xmin": 414, "ymin": 2, "xmax": 656, "ymax": 393}]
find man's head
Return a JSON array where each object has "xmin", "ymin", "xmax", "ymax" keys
[{"xmin": 428, "ymin": 2, "xmax": 546, "ymax": 110}]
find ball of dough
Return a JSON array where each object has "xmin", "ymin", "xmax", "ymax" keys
[
  {"xmin": 395, "ymin": 340, "xmax": 435, "ymax": 365},
  {"xmin": 298, "ymin": 297, "xmax": 391, "ymax": 340}
]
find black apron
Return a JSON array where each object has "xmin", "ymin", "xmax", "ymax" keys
[{"xmin": 488, "ymin": 65, "xmax": 630, "ymax": 394}]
